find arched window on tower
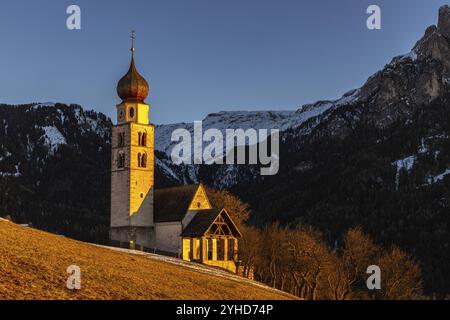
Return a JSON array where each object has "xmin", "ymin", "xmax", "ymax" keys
[
  {"xmin": 142, "ymin": 132, "xmax": 147, "ymax": 147},
  {"xmin": 138, "ymin": 132, "xmax": 142, "ymax": 146},
  {"xmin": 138, "ymin": 153, "xmax": 142, "ymax": 167},
  {"xmin": 141, "ymin": 153, "xmax": 147, "ymax": 168}
]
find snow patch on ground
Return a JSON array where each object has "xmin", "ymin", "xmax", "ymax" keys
[
  {"xmin": 394, "ymin": 155, "xmax": 416, "ymax": 172},
  {"xmin": 390, "ymin": 50, "xmax": 418, "ymax": 67},
  {"xmin": 86, "ymin": 115, "xmax": 108, "ymax": 138},
  {"xmin": 426, "ymin": 169, "xmax": 450, "ymax": 184},
  {"xmin": 0, "ymin": 164, "xmax": 21, "ymax": 177},
  {"xmin": 72, "ymin": 107, "xmax": 108, "ymax": 139},
  {"xmin": 42, "ymin": 126, "xmax": 66, "ymax": 153},
  {"xmin": 401, "ymin": 50, "xmax": 418, "ymax": 62},
  {"xmin": 0, "ymin": 150, "xmax": 11, "ymax": 162},
  {"xmin": 393, "ymin": 155, "xmax": 416, "ymax": 190},
  {"xmin": 32, "ymin": 102, "xmax": 56, "ymax": 109}
]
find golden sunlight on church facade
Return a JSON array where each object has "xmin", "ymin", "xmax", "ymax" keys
[
  {"xmin": 110, "ymin": 41, "xmax": 155, "ymax": 247},
  {"xmin": 109, "ymin": 37, "xmax": 242, "ymax": 274}
]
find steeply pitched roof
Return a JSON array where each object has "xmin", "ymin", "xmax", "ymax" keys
[
  {"xmin": 181, "ymin": 209, "xmax": 221, "ymax": 237},
  {"xmin": 181, "ymin": 208, "xmax": 242, "ymax": 238},
  {"xmin": 154, "ymin": 184, "xmax": 200, "ymax": 222},
  {"xmin": 154, "ymin": 185, "xmax": 242, "ymax": 239}
]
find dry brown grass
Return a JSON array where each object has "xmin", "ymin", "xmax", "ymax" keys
[{"xmin": 0, "ymin": 220, "xmax": 293, "ymax": 300}]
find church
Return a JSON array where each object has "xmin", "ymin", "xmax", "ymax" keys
[{"xmin": 109, "ymin": 38, "xmax": 242, "ymax": 274}]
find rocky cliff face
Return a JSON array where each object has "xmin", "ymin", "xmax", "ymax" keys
[
  {"xmin": 293, "ymin": 5, "xmax": 447, "ymax": 141},
  {"xmin": 358, "ymin": 5, "xmax": 450, "ymax": 129}
]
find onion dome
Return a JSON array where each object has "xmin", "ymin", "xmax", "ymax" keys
[{"xmin": 117, "ymin": 39, "xmax": 149, "ymax": 102}]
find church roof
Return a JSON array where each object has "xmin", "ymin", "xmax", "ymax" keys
[
  {"xmin": 154, "ymin": 185, "xmax": 242, "ymax": 238},
  {"xmin": 154, "ymin": 184, "xmax": 200, "ymax": 222},
  {"xmin": 180, "ymin": 209, "xmax": 221, "ymax": 237},
  {"xmin": 181, "ymin": 208, "xmax": 242, "ymax": 238}
]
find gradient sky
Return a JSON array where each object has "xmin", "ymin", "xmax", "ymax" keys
[{"xmin": 0, "ymin": 0, "xmax": 448, "ymax": 124}]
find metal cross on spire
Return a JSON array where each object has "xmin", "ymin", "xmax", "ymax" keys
[{"xmin": 131, "ymin": 30, "xmax": 136, "ymax": 53}]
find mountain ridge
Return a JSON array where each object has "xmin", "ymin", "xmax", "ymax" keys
[{"xmin": 2, "ymin": 5, "xmax": 450, "ymax": 297}]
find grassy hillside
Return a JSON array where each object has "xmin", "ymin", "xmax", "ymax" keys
[{"xmin": 0, "ymin": 220, "xmax": 293, "ymax": 300}]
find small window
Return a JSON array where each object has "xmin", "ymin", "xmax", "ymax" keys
[
  {"xmin": 118, "ymin": 132, "xmax": 125, "ymax": 147},
  {"xmin": 117, "ymin": 153, "xmax": 125, "ymax": 168},
  {"xmin": 138, "ymin": 132, "xmax": 142, "ymax": 146},
  {"xmin": 141, "ymin": 153, "xmax": 147, "ymax": 168},
  {"xmin": 118, "ymin": 109, "xmax": 125, "ymax": 121},
  {"xmin": 140, "ymin": 193, "xmax": 144, "ymax": 199},
  {"xmin": 129, "ymin": 107, "xmax": 135, "ymax": 118},
  {"xmin": 138, "ymin": 153, "xmax": 142, "ymax": 167}
]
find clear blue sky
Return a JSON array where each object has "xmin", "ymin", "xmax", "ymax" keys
[{"xmin": 0, "ymin": 0, "xmax": 448, "ymax": 124}]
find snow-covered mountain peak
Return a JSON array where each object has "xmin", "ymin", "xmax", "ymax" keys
[{"xmin": 155, "ymin": 89, "xmax": 360, "ymax": 156}]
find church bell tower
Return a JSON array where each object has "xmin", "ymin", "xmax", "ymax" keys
[{"xmin": 110, "ymin": 32, "xmax": 154, "ymax": 249}]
